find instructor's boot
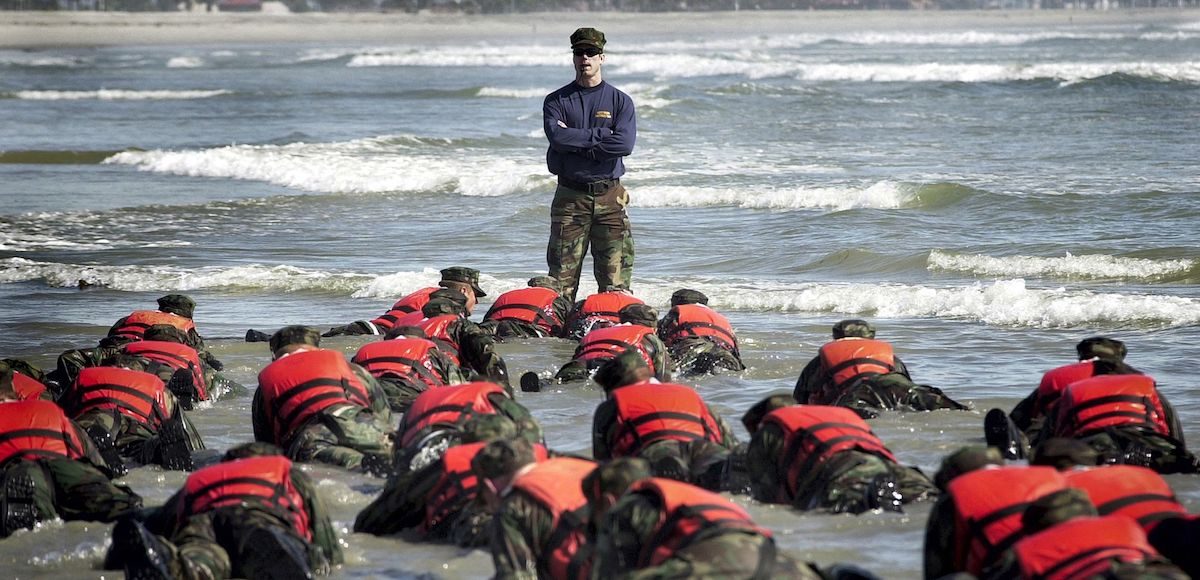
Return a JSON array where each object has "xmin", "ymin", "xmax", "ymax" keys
[
  {"xmin": 984, "ymin": 408, "xmax": 1026, "ymax": 460},
  {"xmin": 1, "ymin": 471, "xmax": 38, "ymax": 536},
  {"xmin": 113, "ymin": 517, "xmax": 174, "ymax": 580},
  {"xmin": 238, "ymin": 527, "xmax": 313, "ymax": 580}
]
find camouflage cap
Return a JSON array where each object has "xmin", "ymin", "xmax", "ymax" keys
[
  {"xmin": 1021, "ymin": 488, "xmax": 1097, "ymax": 533},
  {"xmin": 570, "ymin": 27, "xmax": 605, "ymax": 51},
  {"xmin": 269, "ymin": 325, "xmax": 321, "ymax": 353},
  {"xmin": 1076, "ymin": 336, "xmax": 1126, "ymax": 361},
  {"xmin": 1030, "ymin": 438, "xmax": 1099, "ymax": 470},
  {"xmin": 670, "ymin": 289, "xmax": 709, "ymax": 307},
  {"xmin": 440, "ymin": 267, "xmax": 486, "ymax": 298},
  {"xmin": 143, "ymin": 324, "xmax": 189, "ymax": 344},
  {"xmin": 157, "ymin": 294, "xmax": 196, "ymax": 318},
  {"xmin": 933, "ymin": 445, "xmax": 1004, "ymax": 491},
  {"xmin": 223, "ymin": 442, "xmax": 285, "ymax": 461},
  {"xmin": 527, "ymin": 276, "xmax": 560, "ymax": 291},
  {"xmin": 461, "ymin": 414, "xmax": 519, "ymax": 444},
  {"xmin": 832, "ymin": 319, "xmax": 876, "ymax": 339},
  {"xmin": 422, "ymin": 295, "xmax": 468, "ymax": 317},
  {"xmin": 471, "ymin": 437, "xmax": 537, "ymax": 481},
  {"xmin": 741, "ymin": 391, "xmax": 797, "ymax": 434},
  {"xmin": 593, "ymin": 349, "xmax": 650, "ymax": 392},
  {"xmin": 582, "ymin": 457, "xmax": 651, "ymax": 504},
  {"xmin": 618, "ymin": 303, "xmax": 658, "ymax": 327}
]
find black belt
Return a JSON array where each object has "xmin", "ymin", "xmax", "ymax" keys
[{"xmin": 558, "ymin": 176, "xmax": 619, "ymax": 194}]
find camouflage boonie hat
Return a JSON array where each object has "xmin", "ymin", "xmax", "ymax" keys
[
  {"xmin": 832, "ymin": 319, "xmax": 875, "ymax": 339},
  {"xmin": 157, "ymin": 294, "xmax": 196, "ymax": 318},
  {"xmin": 933, "ymin": 445, "xmax": 1004, "ymax": 491},
  {"xmin": 670, "ymin": 289, "xmax": 709, "ymax": 307},
  {"xmin": 1021, "ymin": 488, "xmax": 1097, "ymax": 533},
  {"xmin": 582, "ymin": 457, "xmax": 651, "ymax": 504},
  {"xmin": 593, "ymin": 349, "xmax": 649, "ymax": 392},
  {"xmin": 440, "ymin": 267, "xmax": 487, "ymax": 298},
  {"xmin": 269, "ymin": 325, "xmax": 321, "ymax": 354},
  {"xmin": 527, "ymin": 276, "xmax": 560, "ymax": 291},
  {"xmin": 570, "ymin": 27, "xmax": 605, "ymax": 51},
  {"xmin": 471, "ymin": 438, "xmax": 536, "ymax": 481},
  {"xmin": 618, "ymin": 304, "xmax": 658, "ymax": 327},
  {"xmin": 144, "ymin": 324, "xmax": 189, "ymax": 344},
  {"xmin": 741, "ymin": 391, "xmax": 797, "ymax": 434},
  {"xmin": 462, "ymin": 415, "xmax": 518, "ymax": 444}
]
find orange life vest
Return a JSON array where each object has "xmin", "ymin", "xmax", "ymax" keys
[
  {"xmin": 1065, "ymin": 465, "xmax": 1185, "ymax": 531},
  {"xmin": 112, "ymin": 310, "xmax": 196, "ymax": 341},
  {"xmin": 257, "ymin": 349, "xmax": 372, "ymax": 444},
  {"xmin": 949, "ymin": 466, "xmax": 1068, "ymax": 576},
  {"xmin": 392, "ymin": 287, "xmax": 439, "ymax": 313},
  {"xmin": 0, "ymin": 400, "xmax": 86, "ymax": 466},
  {"xmin": 609, "ymin": 383, "xmax": 723, "ymax": 458},
  {"xmin": 424, "ymin": 442, "xmax": 550, "ymax": 535},
  {"xmin": 576, "ymin": 325, "xmax": 655, "ymax": 371},
  {"xmin": 397, "ymin": 382, "xmax": 506, "ymax": 448},
  {"xmin": 180, "ymin": 455, "xmax": 312, "ymax": 541},
  {"xmin": 72, "ymin": 366, "xmax": 170, "ymax": 430},
  {"xmin": 352, "ymin": 338, "xmax": 446, "ymax": 390},
  {"xmin": 508, "ymin": 457, "xmax": 596, "ymax": 580},
  {"xmin": 122, "ymin": 340, "xmax": 208, "ymax": 401},
  {"xmin": 417, "ymin": 314, "xmax": 463, "ymax": 365},
  {"xmin": 760, "ymin": 405, "xmax": 898, "ymax": 503},
  {"xmin": 569, "ymin": 292, "xmax": 644, "ymax": 331},
  {"xmin": 661, "ymin": 304, "xmax": 738, "ymax": 352},
  {"xmin": 1053, "ymin": 374, "xmax": 1170, "ymax": 438},
  {"xmin": 627, "ymin": 477, "xmax": 770, "ymax": 568},
  {"xmin": 11, "ymin": 371, "xmax": 47, "ymax": 401},
  {"xmin": 1034, "ymin": 361, "xmax": 1097, "ymax": 417},
  {"xmin": 484, "ymin": 287, "xmax": 564, "ymax": 336},
  {"xmin": 818, "ymin": 338, "xmax": 896, "ymax": 391},
  {"xmin": 1014, "ymin": 516, "xmax": 1158, "ymax": 580}
]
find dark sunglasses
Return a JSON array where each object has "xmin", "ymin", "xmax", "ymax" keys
[{"xmin": 573, "ymin": 48, "xmax": 602, "ymax": 58}]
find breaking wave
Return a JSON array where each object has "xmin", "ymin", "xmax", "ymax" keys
[
  {"xmin": 928, "ymin": 250, "xmax": 1197, "ymax": 282},
  {"xmin": 7, "ymin": 89, "xmax": 231, "ymax": 100}
]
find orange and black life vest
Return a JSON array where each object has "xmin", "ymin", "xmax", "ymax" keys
[
  {"xmin": 760, "ymin": 405, "xmax": 897, "ymax": 503},
  {"xmin": 0, "ymin": 400, "xmax": 86, "ymax": 466},
  {"xmin": 352, "ymin": 338, "xmax": 446, "ymax": 390},
  {"xmin": 72, "ymin": 366, "xmax": 170, "ymax": 430},
  {"xmin": 1065, "ymin": 465, "xmax": 1185, "ymax": 531},
  {"xmin": 392, "ymin": 287, "xmax": 439, "ymax": 314},
  {"xmin": 818, "ymin": 338, "xmax": 896, "ymax": 391},
  {"xmin": 576, "ymin": 325, "xmax": 656, "ymax": 371},
  {"xmin": 181, "ymin": 455, "xmax": 312, "ymax": 541},
  {"xmin": 397, "ymin": 382, "xmax": 506, "ymax": 448},
  {"xmin": 509, "ymin": 457, "xmax": 596, "ymax": 580},
  {"xmin": 627, "ymin": 477, "xmax": 770, "ymax": 568},
  {"xmin": 1034, "ymin": 361, "xmax": 1097, "ymax": 417},
  {"xmin": 1014, "ymin": 515, "xmax": 1157, "ymax": 580},
  {"xmin": 112, "ymin": 310, "xmax": 196, "ymax": 341},
  {"xmin": 570, "ymin": 292, "xmax": 644, "ymax": 330},
  {"xmin": 424, "ymin": 442, "xmax": 550, "ymax": 535},
  {"xmin": 661, "ymin": 304, "xmax": 738, "ymax": 352},
  {"xmin": 609, "ymin": 382, "xmax": 723, "ymax": 458},
  {"xmin": 1053, "ymin": 374, "xmax": 1170, "ymax": 438},
  {"xmin": 11, "ymin": 371, "xmax": 47, "ymax": 401},
  {"xmin": 484, "ymin": 287, "xmax": 564, "ymax": 337},
  {"xmin": 417, "ymin": 315, "xmax": 463, "ymax": 365},
  {"xmin": 123, "ymin": 340, "xmax": 208, "ymax": 401},
  {"xmin": 948, "ymin": 465, "xmax": 1068, "ymax": 576},
  {"xmin": 257, "ymin": 348, "xmax": 372, "ymax": 444}
]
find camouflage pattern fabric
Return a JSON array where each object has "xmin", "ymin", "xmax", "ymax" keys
[
  {"xmin": 374, "ymin": 348, "xmax": 466, "ymax": 413},
  {"xmin": 555, "ymin": 333, "xmax": 671, "ymax": 385},
  {"xmin": 1, "ymin": 458, "xmax": 141, "ymax": 537},
  {"xmin": 546, "ymin": 183, "xmax": 634, "ymax": 303},
  {"xmin": 667, "ymin": 338, "xmax": 745, "ymax": 376},
  {"xmin": 827, "ymin": 372, "xmax": 970, "ymax": 418},
  {"xmin": 489, "ymin": 490, "xmax": 591, "ymax": 580}
]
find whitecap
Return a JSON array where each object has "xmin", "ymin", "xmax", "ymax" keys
[
  {"xmin": 13, "ymin": 89, "xmax": 230, "ymax": 100},
  {"xmin": 166, "ymin": 56, "xmax": 204, "ymax": 68},
  {"xmin": 631, "ymin": 181, "xmax": 915, "ymax": 211},
  {"xmin": 928, "ymin": 250, "xmax": 1195, "ymax": 281}
]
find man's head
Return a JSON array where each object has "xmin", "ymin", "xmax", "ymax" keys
[
  {"xmin": 593, "ymin": 349, "xmax": 652, "ymax": 393},
  {"xmin": 933, "ymin": 445, "xmax": 1004, "ymax": 491},
  {"xmin": 268, "ymin": 325, "xmax": 321, "ymax": 359},
  {"xmin": 582, "ymin": 457, "xmax": 650, "ymax": 522},
  {"xmin": 422, "ymin": 289, "xmax": 469, "ymax": 318},
  {"xmin": 1030, "ymin": 438, "xmax": 1100, "ymax": 470},
  {"xmin": 670, "ymin": 289, "xmax": 709, "ymax": 307},
  {"xmin": 383, "ymin": 325, "xmax": 427, "ymax": 340},
  {"xmin": 618, "ymin": 304, "xmax": 658, "ymax": 328},
  {"xmin": 569, "ymin": 27, "xmax": 606, "ymax": 83},
  {"xmin": 461, "ymin": 414, "xmax": 519, "ymax": 444},
  {"xmin": 157, "ymin": 294, "xmax": 196, "ymax": 319},
  {"xmin": 144, "ymin": 324, "xmax": 188, "ymax": 344},
  {"xmin": 1021, "ymin": 488, "xmax": 1097, "ymax": 534},
  {"xmin": 471, "ymin": 437, "xmax": 538, "ymax": 509},
  {"xmin": 831, "ymin": 319, "xmax": 875, "ymax": 340},
  {"xmin": 1075, "ymin": 336, "xmax": 1126, "ymax": 361},
  {"xmin": 527, "ymin": 276, "xmax": 560, "ymax": 292},
  {"xmin": 108, "ymin": 353, "xmax": 148, "ymax": 372},
  {"xmin": 741, "ymin": 391, "xmax": 796, "ymax": 435},
  {"xmin": 222, "ymin": 442, "xmax": 285, "ymax": 461},
  {"xmin": 439, "ymin": 266, "xmax": 485, "ymax": 312}
]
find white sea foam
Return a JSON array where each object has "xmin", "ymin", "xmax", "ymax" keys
[
  {"xmin": 12, "ymin": 89, "xmax": 230, "ymax": 100},
  {"xmin": 632, "ymin": 181, "xmax": 915, "ymax": 210},
  {"xmin": 104, "ymin": 136, "xmax": 548, "ymax": 196},
  {"xmin": 476, "ymin": 86, "xmax": 551, "ymax": 99},
  {"xmin": 0, "ymin": 54, "xmax": 82, "ymax": 67},
  {"xmin": 0, "ymin": 258, "xmax": 369, "ymax": 293},
  {"xmin": 347, "ymin": 47, "xmax": 563, "ymax": 68},
  {"xmin": 166, "ymin": 56, "xmax": 204, "ymax": 68},
  {"xmin": 928, "ymin": 250, "xmax": 1195, "ymax": 281},
  {"xmin": 0, "ymin": 231, "xmax": 191, "ymax": 252}
]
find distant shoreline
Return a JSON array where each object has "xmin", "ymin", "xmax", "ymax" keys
[{"xmin": 2, "ymin": 8, "xmax": 1197, "ymax": 48}]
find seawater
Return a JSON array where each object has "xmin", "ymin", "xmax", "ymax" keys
[{"xmin": 1, "ymin": 12, "xmax": 1199, "ymax": 578}]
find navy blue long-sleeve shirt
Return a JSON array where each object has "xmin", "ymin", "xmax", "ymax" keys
[{"xmin": 543, "ymin": 80, "xmax": 636, "ymax": 183}]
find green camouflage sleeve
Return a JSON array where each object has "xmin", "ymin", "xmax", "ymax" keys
[
  {"xmin": 592, "ymin": 400, "xmax": 617, "ymax": 461},
  {"xmin": 492, "ymin": 395, "xmax": 543, "ymax": 444},
  {"xmin": 292, "ymin": 467, "xmax": 344, "ymax": 567},
  {"xmin": 350, "ymin": 363, "xmax": 393, "ymax": 423},
  {"xmin": 793, "ymin": 356, "xmax": 823, "ymax": 404},
  {"xmin": 491, "ymin": 492, "xmax": 554, "ymax": 580},
  {"xmin": 591, "ymin": 493, "xmax": 660, "ymax": 578},
  {"xmin": 643, "ymin": 335, "xmax": 672, "ymax": 383},
  {"xmin": 353, "ymin": 462, "xmax": 435, "ymax": 534},
  {"xmin": 922, "ymin": 495, "xmax": 960, "ymax": 580},
  {"xmin": 706, "ymin": 404, "xmax": 740, "ymax": 449},
  {"xmin": 453, "ymin": 320, "xmax": 511, "ymax": 391},
  {"xmin": 746, "ymin": 424, "xmax": 786, "ymax": 503},
  {"xmin": 251, "ymin": 388, "xmax": 275, "ymax": 445}
]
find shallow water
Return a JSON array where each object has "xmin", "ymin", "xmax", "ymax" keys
[{"xmin": 2, "ymin": 10, "xmax": 1199, "ymax": 579}]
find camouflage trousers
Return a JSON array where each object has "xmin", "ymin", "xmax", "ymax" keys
[
  {"xmin": 287, "ymin": 406, "xmax": 393, "ymax": 471},
  {"xmin": 669, "ymin": 339, "xmax": 745, "ymax": 376},
  {"xmin": 825, "ymin": 372, "xmax": 970, "ymax": 419},
  {"xmin": 1, "ymin": 458, "xmax": 141, "ymax": 536},
  {"xmin": 639, "ymin": 440, "xmax": 732, "ymax": 492},
  {"xmin": 546, "ymin": 182, "xmax": 634, "ymax": 302},
  {"xmin": 158, "ymin": 506, "xmax": 324, "ymax": 579},
  {"xmin": 1074, "ymin": 428, "xmax": 1200, "ymax": 475},
  {"xmin": 626, "ymin": 532, "xmax": 815, "ymax": 580},
  {"xmin": 800, "ymin": 451, "xmax": 937, "ymax": 514}
]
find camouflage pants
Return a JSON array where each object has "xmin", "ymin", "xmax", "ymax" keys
[
  {"xmin": 157, "ymin": 507, "xmax": 322, "ymax": 579},
  {"xmin": 826, "ymin": 372, "xmax": 969, "ymax": 419},
  {"xmin": 639, "ymin": 440, "xmax": 731, "ymax": 491},
  {"xmin": 670, "ymin": 339, "xmax": 745, "ymax": 376},
  {"xmin": 377, "ymin": 376, "xmax": 426, "ymax": 413},
  {"xmin": 1, "ymin": 458, "xmax": 141, "ymax": 536},
  {"xmin": 1074, "ymin": 429, "xmax": 1200, "ymax": 475},
  {"xmin": 625, "ymin": 532, "xmax": 800, "ymax": 580},
  {"xmin": 287, "ymin": 407, "xmax": 392, "ymax": 470},
  {"xmin": 546, "ymin": 182, "xmax": 634, "ymax": 303},
  {"xmin": 801, "ymin": 452, "xmax": 937, "ymax": 514}
]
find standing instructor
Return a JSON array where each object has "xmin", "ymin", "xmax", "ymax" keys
[{"xmin": 543, "ymin": 27, "xmax": 637, "ymax": 303}]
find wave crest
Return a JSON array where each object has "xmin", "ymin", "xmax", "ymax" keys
[{"xmin": 928, "ymin": 250, "xmax": 1196, "ymax": 281}]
